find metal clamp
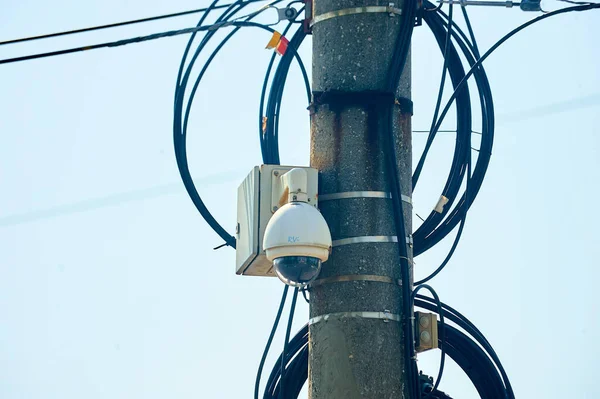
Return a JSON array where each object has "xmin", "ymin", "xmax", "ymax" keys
[
  {"xmin": 310, "ymin": 274, "xmax": 402, "ymax": 288},
  {"xmin": 309, "ymin": 310, "xmax": 401, "ymax": 325},
  {"xmin": 332, "ymin": 235, "xmax": 413, "ymax": 247},
  {"xmin": 310, "ymin": 4, "xmax": 402, "ymax": 27},
  {"xmin": 318, "ymin": 191, "xmax": 412, "ymax": 206},
  {"xmin": 277, "ymin": 6, "xmax": 299, "ymax": 21}
]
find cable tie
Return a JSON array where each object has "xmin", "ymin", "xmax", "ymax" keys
[{"xmin": 434, "ymin": 195, "xmax": 449, "ymax": 213}]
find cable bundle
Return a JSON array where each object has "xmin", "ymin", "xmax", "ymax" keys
[
  {"xmin": 0, "ymin": 1, "xmax": 598, "ymax": 397},
  {"xmin": 169, "ymin": 1, "xmax": 598, "ymax": 397}
]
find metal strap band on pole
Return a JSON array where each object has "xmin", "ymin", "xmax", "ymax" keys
[
  {"xmin": 309, "ymin": 310, "xmax": 401, "ymax": 325},
  {"xmin": 318, "ymin": 191, "xmax": 412, "ymax": 206},
  {"xmin": 310, "ymin": 274, "xmax": 402, "ymax": 288},
  {"xmin": 332, "ymin": 235, "xmax": 413, "ymax": 247},
  {"xmin": 310, "ymin": 5, "xmax": 403, "ymax": 27}
]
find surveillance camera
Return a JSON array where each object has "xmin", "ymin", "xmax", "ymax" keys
[{"xmin": 263, "ymin": 201, "xmax": 332, "ymax": 287}]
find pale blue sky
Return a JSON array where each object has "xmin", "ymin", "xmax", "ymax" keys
[{"xmin": 1, "ymin": 1, "xmax": 599, "ymax": 398}]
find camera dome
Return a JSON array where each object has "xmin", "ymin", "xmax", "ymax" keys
[
  {"xmin": 273, "ymin": 256, "xmax": 322, "ymax": 287},
  {"xmin": 263, "ymin": 201, "xmax": 332, "ymax": 286}
]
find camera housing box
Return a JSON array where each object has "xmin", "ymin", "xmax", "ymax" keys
[{"xmin": 235, "ymin": 165, "xmax": 319, "ymax": 277}]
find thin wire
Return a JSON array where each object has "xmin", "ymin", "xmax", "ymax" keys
[
  {"xmin": 0, "ymin": 19, "xmax": 275, "ymax": 66},
  {"xmin": 0, "ymin": 0, "xmax": 267, "ymax": 46},
  {"xmin": 413, "ymin": 129, "xmax": 482, "ymax": 134},
  {"xmin": 255, "ymin": 285, "xmax": 289, "ymax": 399}
]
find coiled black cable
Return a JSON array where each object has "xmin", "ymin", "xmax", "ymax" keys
[
  {"xmin": 265, "ymin": 311, "xmax": 513, "ymax": 399},
  {"xmin": 173, "ymin": 0, "xmax": 309, "ymax": 248}
]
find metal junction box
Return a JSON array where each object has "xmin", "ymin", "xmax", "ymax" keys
[{"xmin": 235, "ymin": 165, "xmax": 319, "ymax": 277}]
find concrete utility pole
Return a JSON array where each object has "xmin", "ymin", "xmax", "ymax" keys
[{"xmin": 308, "ymin": 0, "xmax": 413, "ymax": 397}]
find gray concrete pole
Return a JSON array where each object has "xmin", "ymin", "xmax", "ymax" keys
[{"xmin": 308, "ymin": 0, "xmax": 413, "ymax": 397}]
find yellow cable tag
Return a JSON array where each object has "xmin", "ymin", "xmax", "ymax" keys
[{"xmin": 265, "ymin": 32, "xmax": 282, "ymax": 49}]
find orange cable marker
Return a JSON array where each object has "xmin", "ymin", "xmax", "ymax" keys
[{"xmin": 265, "ymin": 31, "xmax": 282, "ymax": 49}]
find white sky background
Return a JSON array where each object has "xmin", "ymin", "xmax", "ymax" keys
[{"xmin": 0, "ymin": 1, "xmax": 599, "ymax": 398}]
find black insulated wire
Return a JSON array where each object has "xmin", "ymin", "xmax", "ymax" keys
[
  {"xmin": 267, "ymin": 312, "xmax": 513, "ymax": 399},
  {"xmin": 255, "ymin": 285, "xmax": 289, "ymax": 399},
  {"xmin": 0, "ymin": 0, "xmax": 268, "ymax": 46},
  {"xmin": 279, "ymin": 287, "xmax": 299, "ymax": 399},
  {"xmin": 383, "ymin": 0, "xmax": 419, "ymax": 393},
  {"xmin": 173, "ymin": 0, "xmax": 309, "ymax": 248},
  {"xmin": 415, "ymin": 295, "xmax": 514, "ymax": 398}
]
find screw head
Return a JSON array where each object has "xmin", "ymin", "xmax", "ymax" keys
[
  {"xmin": 285, "ymin": 7, "xmax": 296, "ymax": 18},
  {"xmin": 272, "ymin": 206, "xmax": 278, "ymax": 212},
  {"xmin": 273, "ymin": 171, "xmax": 279, "ymax": 177}
]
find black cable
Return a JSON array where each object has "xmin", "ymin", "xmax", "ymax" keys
[
  {"xmin": 174, "ymin": 19, "xmax": 281, "ymax": 248},
  {"xmin": 0, "ymin": 18, "xmax": 271, "ymax": 66},
  {"xmin": 407, "ymin": 4, "xmax": 492, "ymax": 276},
  {"xmin": 441, "ymin": 323, "xmax": 506, "ymax": 398},
  {"xmin": 383, "ymin": 0, "xmax": 418, "ymax": 393},
  {"xmin": 300, "ymin": 287, "xmax": 309, "ymax": 304},
  {"xmin": 414, "ymin": 2, "xmax": 454, "ymax": 190},
  {"xmin": 0, "ymin": 0, "xmax": 267, "ymax": 46},
  {"xmin": 460, "ymin": 6, "xmax": 480, "ymax": 59},
  {"xmin": 558, "ymin": 0, "xmax": 599, "ymax": 4},
  {"xmin": 251, "ymin": 0, "xmax": 485, "ymax": 269},
  {"xmin": 415, "ymin": 295, "xmax": 514, "ymax": 398},
  {"xmin": 411, "ymin": 3, "xmax": 600, "ymax": 262},
  {"xmin": 255, "ymin": 285, "xmax": 289, "ymax": 399},
  {"xmin": 263, "ymin": 26, "xmax": 309, "ymax": 164},
  {"xmin": 172, "ymin": 0, "xmax": 311, "ymax": 248},
  {"xmin": 279, "ymin": 287, "xmax": 299, "ymax": 399},
  {"xmin": 426, "ymin": 2, "xmax": 600, "ymax": 178},
  {"xmin": 414, "ymin": 6, "xmax": 492, "ymax": 259},
  {"xmin": 263, "ymin": 325, "xmax": 309, "ymax": 398},
  {"xmin": 173, "ymin": 0, "xmax": 264, "ymax": 249},
  {"xmin": 415, "ymin": 143, "xmax": 472, "ymax": 285},
  {"xmin": 258, "ymin": 18, "xmax": 298, "ymax": 162},
  {"xmin": 267, "ymin": 313, "xmax": 512, "ymax": 399},
  {"xmin": 415, "ymin": 5, "xmax": 482, "ymax": 284},
  {"xmin": 173, "ymin": 0, "xmax": 302, "ymax": 248}
]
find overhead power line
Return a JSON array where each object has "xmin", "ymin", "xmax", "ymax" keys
[
  {"xmin": 0, "ymin": 20, "xmax": 273, "ymax": 66},
  {"xmin": 0, "ymin": 0, "xmax": 266, "ymax": 47}
]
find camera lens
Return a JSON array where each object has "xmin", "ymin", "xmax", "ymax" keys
[{"xmin": 273, "ymin": 256, "xmax": 322, "ymax": 287}]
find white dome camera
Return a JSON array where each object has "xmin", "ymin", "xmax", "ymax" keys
[{"xmin": 263, "ymin": 169, "xmax": 332, "ymax": 287}]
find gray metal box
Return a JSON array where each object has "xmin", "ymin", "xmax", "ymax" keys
[{"xmin": 235, "ymin": 165, "xmax": 318, "ymax": 277}]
